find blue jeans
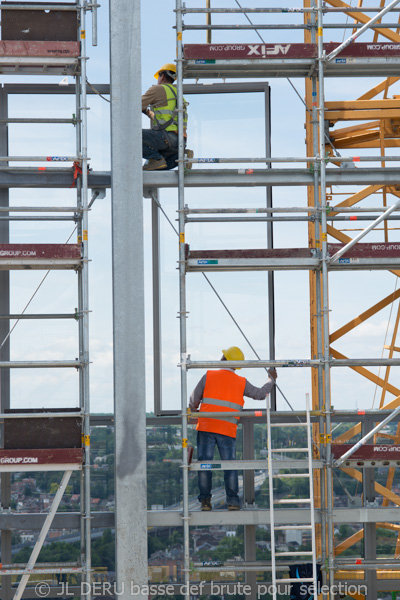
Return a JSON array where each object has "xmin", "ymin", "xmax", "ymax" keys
[
  {"xmin": 142, "ymin": 129, "xmax": 178, "ymax": 170},
  {"xmin": 197, "ymin": 430, "xmax": 240, "ymax": 507}
]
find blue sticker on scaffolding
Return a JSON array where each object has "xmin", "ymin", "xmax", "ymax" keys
[
  {"xmin": 335, "ymin": 58, "xmax": 347, "ymax": 64},
  {"xmin": 200, "ymin": 464, "xmax": 212, "ymax": 469},
  {"xmin": 338, "ymin": 258, "xmax": 350, "ymax": 263},
  {"xmin": 197, "ymin": 259, "xmax": 218, "ymax": 265}
]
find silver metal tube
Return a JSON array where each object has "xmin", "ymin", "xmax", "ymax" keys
[
  {"xmin": 0, "ymin": 216, "xmax": 75, "ymax": 221},
  {"xmin": 75, "ymin": 67, "xmax": 85, "ymax": 591},
  {"xmin": 186, "ymin": 207, "xmax": 318, "ymax": 213},
  {"xmin": 187, "ymin": 359, "xmax": 320, "ymax": 368},
  {"xmin": 0, "ymin": 85, "xmax": 11, "ymax": 600},
  {"xmin": 186, "ymin": 358, "xmax": 400, "ymax": 368},
  {"xmin": 0, "ymin": 360, "xmax": 82, "ymax": 368},
  {"xmin": 0, "ymin": 118, "xmax": 76, "ymax": 123},
  {"xmin": 185, "ymin": 215, "xmax": 400, "ymax": 223},
  {"xmin": 265, "ymin": 84, "xmax": 276, "ymax": 413},
  {"xmin": 186, "ymin": 216, "xmax": 312, "ymax": 222},
  {"xmin": 331, "ymin": 358, "xmax": 400, "ymax": 366},
  {"xmin": 0, "ymin": 567, "xmax": 83, "ymax": 574},
  {"xmin": 316, "ymin": 4, "xmax": 335, "ymax": 596},
  {"xmin": 309, "ymin": 7, "xmax": 327, "ymax": 579},
  {"xmin": 176, "ymin": 1, "xmax": 190, "ymax": 596},
  {"xmin": 306, "ymin": 394, "xmax": 318, "ymax": 595},
  {"xmin": 329, "ymin": 197, "xmax": 400, "ymax": 263},
  {"xmin": 189, "ymin": 156, "xmax": 400, "ymax": 164},
  {"xmin": 184, "ymin": 22, "xmax": 400, "ymax": 30},
  {"xmin": 91, "ymin": 1, "xmax": 98, "ymax": 46},
  {"xmin": 79, "ymin": 2, "xmax": 91, "ymax": 597},
  {"xmin": 325, "ymin": 0, "xmax": 400, "ymax": 62},
  {"xmin": 152, "ymin": 192, "xmax": 162, "ymax": 415},
  {"xmin": 0, "ymin": 207, "xmax": 81, "ymax": 212},
  {"xmin": 0, "ymin": 156, "xmax": 80, "ymax": 161},
  {"xmin": 185, "ymin": 206, "xmax": 400, "ymax": 214},
  {"xmin": 182, "ymin": 6, "xmax": 400, "ymax": 13},
  {"xmin": 267, "ymin": 396, "xmax": 277, "ymax": 599}
]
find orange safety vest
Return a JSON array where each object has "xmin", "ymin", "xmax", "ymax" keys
[{"xmin": 196, "ymin": 370, "xmax": 247, "ymax": 438}]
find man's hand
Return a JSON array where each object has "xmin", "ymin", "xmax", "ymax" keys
[
  {"xmin": 268, "ymin": 368, "xmax": 277, "ymax": 380},
  {"xmin": 145, "ymin": 108, "xmax": 155, "ymax": 120}
]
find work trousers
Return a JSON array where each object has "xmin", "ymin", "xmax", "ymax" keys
[
  {"xmin": 197, "ymin": 430, "xmax": 240, "ymax": 507},
  {"xmin": 142, "ymin": 129, "xmax": 179, "ymax": 170}
]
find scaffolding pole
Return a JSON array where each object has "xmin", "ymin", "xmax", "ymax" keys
[
  {"xmin": 176, "ymin": 1, "xmax": 191, "ymax": 598},
  {"xmin": 317, "ymin": 2, "xmax": 336, "ymax": 597}
]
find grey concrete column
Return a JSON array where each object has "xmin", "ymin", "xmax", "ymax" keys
[{"xmin": 110, "ymin": 2, "xmax": 148, "ymax": 598}]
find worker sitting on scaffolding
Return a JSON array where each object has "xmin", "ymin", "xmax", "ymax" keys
[
  {"xmin": 142, "ymin": 62, "xmax": 191, "ymax": 171},
  {"xmin": 190, "ymin": 346, "xmax": 277, "ymax": 511}
]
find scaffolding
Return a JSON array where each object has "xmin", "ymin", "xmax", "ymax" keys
[
  {"xmin": 0, "ymin": 2, "xmax": 95, "ymax": 598},
  {"xmin": 125, "ymin": 2, "xmax": 400, "ymax": 600}
]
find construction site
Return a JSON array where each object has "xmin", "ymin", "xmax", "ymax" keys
[{"xmin": 3, "ymin": 0, "xmax": 400, "ymax": 599}]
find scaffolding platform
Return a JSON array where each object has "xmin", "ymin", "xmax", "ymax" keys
[
  {"xmin": 0, "ymin": 41, "xmax": 80, "ymax": 75},
  {"xmin": 0, "ymin": 243, "xmax": 81, "ymax": 269},
  {"xmin": 183, "ymin": 42, "xmax": 400, "ymax": 79},
  {"xmin": 186, "ymin": 243, "xmax": 400, "ymax": 272}
]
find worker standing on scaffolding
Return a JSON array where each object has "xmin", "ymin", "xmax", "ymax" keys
[
  {"xmin": 190, "ymin": 346, "xmax": 277, "ymax": 511},
  {"xmin": 141, "ymin": 63, "xmax": 189, "ymax": 171}
]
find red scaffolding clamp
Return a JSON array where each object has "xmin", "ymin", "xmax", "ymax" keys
[{"xmin": 71, "ymin": 160, "xmax": 89, "ymax": 188}]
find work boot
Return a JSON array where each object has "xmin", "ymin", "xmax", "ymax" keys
[
  {"xmin": 228, "ymin": 504, "xmax": 240, "ymax": 511},
  {"xmin": 143, "ymin": 158, "xmax": 167, "ymax": 171},
  {"xmin": 185, "ymin": 148, "xmax": 194, "ymax": 170},
  {"xmin": 201, "ymin": 498, "xmax": 212, "ymax": 511}
]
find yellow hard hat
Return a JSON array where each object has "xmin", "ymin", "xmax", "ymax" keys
[
  {"xmin": 154, "ymin": 63, "xmax": 177, "ymax": 80},
  {"xmin": 222, "ymin": 346, "xmax": 245, "ymax": 363}
]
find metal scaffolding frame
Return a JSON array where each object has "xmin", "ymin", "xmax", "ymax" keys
[
  {"xmin": 0, "ymin": 2, "xmax": 94, "ymax": 598},
  {"xmin": 129, "ymin": 2, "xmax": 400, "ymax": 600}
]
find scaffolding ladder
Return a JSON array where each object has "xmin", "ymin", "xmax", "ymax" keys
[{"xmin": 267, "ymin": 395, "xmax": 318, "ymax": 598}]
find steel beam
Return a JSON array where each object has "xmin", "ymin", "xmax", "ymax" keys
[
  {"xmin": 0, "ymin": 167, "xmax": 400, "ymax": 189},
  {"xmin": 147, "ymin": 506, "xmax": 400, "ymax": 527},
  {"xmin": 141, "ymin": 167, "xmax": 400, "ymax": 189}
]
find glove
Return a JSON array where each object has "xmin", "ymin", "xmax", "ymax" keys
[{"xmin": 268, "ymin": 368, "xmax": 277, "ymax": 380}]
